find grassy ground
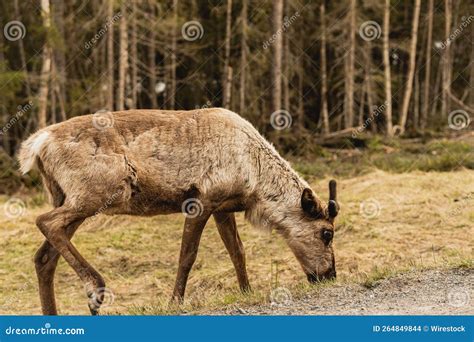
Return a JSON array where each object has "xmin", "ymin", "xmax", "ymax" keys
[{"xmin": 0, "ymin": 136, "xmax": 473, "ymax": 315}]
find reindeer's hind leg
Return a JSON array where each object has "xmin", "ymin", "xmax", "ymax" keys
[
  {"xmin": 171, "ymin": 213, "xmax": 211, "ymax": 303},
  {"xmin": 34, "ymin": 219, "xmax": 84, "ymax": 315},
  {"xmin": 36, "ymin": 207, "xmax": 106, "ymax": 315},
  {"xmin": 213, "ymin": 212, "xmax": 251, "ymax": 292}
]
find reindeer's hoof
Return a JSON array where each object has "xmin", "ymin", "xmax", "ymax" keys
[
  {"xmin": 240, "ymin": 284, "xmax": 252, "ymax": 294},
  {"xmin": 168, "ymin": 295, "xmax": 184, "ymax": 309},
  {"xmin": 86, "ymin": 285, "xmax": 102, "ymax": 316},
  {"xmin": 86, "ymin": 286, "xmax": 114, "ymax": 316},
  {"xmin": 87, "ymin": 292, "xmax": 101, "ymax": 316},
  {"xmin": 88, "ymin": 302, "xmax": 100, "ymax": 316}
]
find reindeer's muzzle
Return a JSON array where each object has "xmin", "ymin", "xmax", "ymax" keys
[
  {"xmin": 306, "ymin": 268, "xmax": 336, "ymax": 283},
  {"xmin": 306, "ymin": 255, "xmax": 336, "ymax": 283}
]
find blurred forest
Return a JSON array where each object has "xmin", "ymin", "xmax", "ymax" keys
[{"xmin": 0, "ymin": 0, "xmax": 473, "ymax": 160}]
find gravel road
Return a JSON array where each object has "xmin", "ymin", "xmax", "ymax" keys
[{"xmin": 203, "ymin": 268, "xmax": 473, "ymax": 315}]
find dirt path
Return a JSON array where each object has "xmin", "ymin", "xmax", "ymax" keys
[{"xmin": 203, "ymin": 268, "xmax": 473, "ymax": 315}]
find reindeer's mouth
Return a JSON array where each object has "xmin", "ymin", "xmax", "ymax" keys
[{"xmin": 306, "ymin": 269, "xmax": 336, "ymax": 283}]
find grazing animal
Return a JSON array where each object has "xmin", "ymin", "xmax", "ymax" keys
[{"xmin": 18, "ymin": 108, "xmax": 339, "ymax": 315}]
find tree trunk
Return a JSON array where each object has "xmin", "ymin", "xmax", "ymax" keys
[
  {"xmin": 441, "ymin": 0, "xmax": 452, "ymax": 117},
  {"xmin": 98, "ymin": 22, "xmax": 106, "ymax": 108},
  {"xmin": 430, "ymin": 58, "xmax": 442, "ymax": 119},
  {"xmin": 344, "ymin": 0, "xmax": 356, "ymax": 128},
  {"xmin": 117, "ymin": 0, "xmax": 128, "ymax": 111},
  {"xmin": 366, "ymin": 75, "xmax": 376, "ymax": 133},
  {"xmin": 239, "ymin": 0, "xmax": 248, "ymax": 113},
  {"xmin": 50, "ymin": 62, "xmax": 57, "ymax": 124},
  {"xmin": 38, "ymin": 0, "xmax": 52, "ymax": 129},
  {"xmin": 169, "ymin": 0, "xmax": 178, "ymax": 109},
  {"xmin": 414, "ymin": 70, "xmax": 420, "ymax": 130},
  {"xmin": 130, "ymin": 0, "xmax": 138, "ymax": 109},
  {"xmin": 398, "ymin": 0, "xmax": 421, "ymax": 133},
  {"xmin": 107, "ymin": 0, "xmax": 114, "ymax": 111},
  {"xmin": 297, "ymin": 58, "xmax": 304, "ymax": 129},
  {"xmin": 383, "ymin": 0, "xmax": 393, "ymax": 136},
  {"xmin": 365, "ymin": 41, "xmax": 376, "ymax": 132},
  {"xmin": 470, "ymin": 22, "xmax": 474, "ymax": 107},
  {"xmin": 13, "ymin": 0, "xmax": 31, "ymax": 99},
  {"xmin": 0, "ymin": 32, "xmax": 10, "ymax": 152},
  {"xmin": 282, "ymin": 0, "xmax": 290, "ymax": 113},
  {"xmin": 320, "ymin": 3, "xmax": 329, "ymax": 134},
  {"xmin": 148, "ymin": 3, "xmax": 158, "ymax": 109},
  {"xmin": 51, "ymin": 0, "xmax": 66, "ymax": 121},
  {"xmin": 421, "ymin": 0, "xmax": 433, "ymax": 131},
  {"xmin": 271, "ymin": 0, "xmax": 283, "ymax": 113},
  {"xmin": 358, "ymin": 81, "xmax": 365, "ymax": 127},
  {"xmin": 224, "ymin": 67, "xmax": 233, "ymax": 110},
  {"xmin": 222, "ymin": 0, "xmax": 233, "ymax": 108}
]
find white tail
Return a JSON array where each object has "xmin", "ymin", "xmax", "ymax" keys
[{"xmin": 18, "ymin": 131, "xmax": 51, "ymax": 174}]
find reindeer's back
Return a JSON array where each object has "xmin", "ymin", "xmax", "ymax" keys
[{"xmin": 22, "ymin": 108, "xmax": 262, "ymax": 213}]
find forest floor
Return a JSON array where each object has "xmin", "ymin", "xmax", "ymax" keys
[{"xmin": 0, "ymin": 135, "xmax": 473, "ymax": 315}]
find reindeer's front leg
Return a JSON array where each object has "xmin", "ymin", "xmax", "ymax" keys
[
  {"xmin": 213, "ymin": 212, "xmax": 251, "ymax": 292},
  {"xmin": 171, "ymin": 213, "xmax": 211, "ymax": 303}
]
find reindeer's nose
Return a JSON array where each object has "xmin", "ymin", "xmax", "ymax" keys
[{"xmin": 306, "ymin": 268, "xmax": 336, "ymax": 283}]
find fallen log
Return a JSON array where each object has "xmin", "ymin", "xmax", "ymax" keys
[
  {"xmin": 315, "ymin": 126, "xmax": 368, "ymax": 147},
  {"xmin": 448, "ymin": 90, "xmax": 474, "ymax": 114}
]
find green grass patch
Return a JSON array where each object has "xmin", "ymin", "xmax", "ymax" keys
[{"xmin": 292, "ymin": 137, "xmax": 473, "ymax": 180}]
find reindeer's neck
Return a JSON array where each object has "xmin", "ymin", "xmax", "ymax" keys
[{"xmin": 244, "ymin": 140, "xmax": 307, "ymax": 231}]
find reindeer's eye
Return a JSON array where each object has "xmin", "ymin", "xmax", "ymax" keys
[{"xmin": 321, "ymin": 229, "xmax": 333, "ymax": 246}]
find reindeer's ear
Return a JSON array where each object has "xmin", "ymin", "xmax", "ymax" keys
[{"xmin": 301, "ymin": 188, "xmax": 324, "ymax": 218}]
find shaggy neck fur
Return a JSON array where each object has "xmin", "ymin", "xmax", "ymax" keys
[{"xmin": 244, "ymin": 136, "xmax": 321, "ymax": 233}]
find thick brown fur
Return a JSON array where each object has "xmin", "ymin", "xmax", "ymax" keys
[{"xmin": 19, "ymin": 108, "xmax": 338, "ymax": 315}]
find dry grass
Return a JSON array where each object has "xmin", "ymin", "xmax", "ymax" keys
[{"xmin": 0, "ymin": 169, "xmax": 473, "ymax": 315}]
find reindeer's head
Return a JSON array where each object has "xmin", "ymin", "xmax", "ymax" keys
[{"xmin": 284, "ymin": 180, "xmax": 339, "ymax": 283}]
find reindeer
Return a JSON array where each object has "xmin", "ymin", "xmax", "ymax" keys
[{"xmin": 18, "ymin": 108, "xmax": 339, "ymax": 315}]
